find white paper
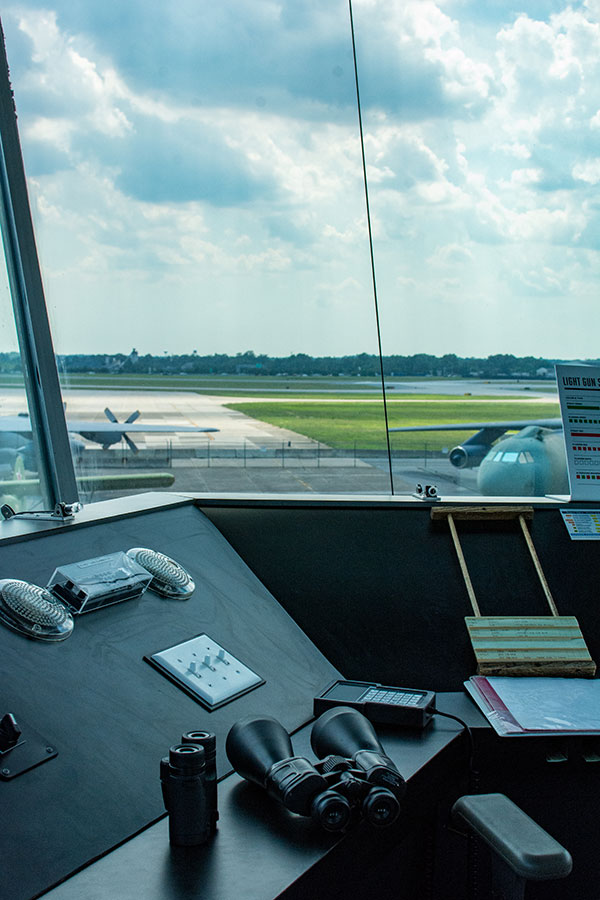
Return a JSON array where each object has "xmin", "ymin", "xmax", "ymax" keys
[
  {"xmin": 487, "ymin": 676, "xmax": 600, "ymax": 732},
  {"xmin": 556, "ymin": 363, "xmax": 600, "ymax": 500},
  {"xmin": 560, "ymin": 508, "xmax": 600, "ymax": 540}
]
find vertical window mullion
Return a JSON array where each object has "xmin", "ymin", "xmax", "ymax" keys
[{"xmin": 0, "ymin": 23, "xmax": 79, "ymax": 509}]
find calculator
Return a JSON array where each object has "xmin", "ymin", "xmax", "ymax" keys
[{"xmin": 314, "ymin": 679, "xmax": 436, "ymax": 729}]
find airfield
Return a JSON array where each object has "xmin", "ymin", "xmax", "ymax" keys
[
  {"xmin": 0, "ymin": 377, "xmax": 561, "ymax": 500},
  {"xmin": 55, "ymin": 387, "xmax": 401, "ymax": 497}
]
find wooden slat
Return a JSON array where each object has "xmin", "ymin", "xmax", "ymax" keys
[
  {"xmin": 518, "ymin": 514, "xmax": 560, "ymax": 616},
  {"xmin": 466, "ymin": 616, "xmax": 581, "ymax": 629},
  {"xmin": 447, "ymin": 512, "xmax": 481, "ymax": 616},
  {"xmin": 431, "ymin": 506, "xmax": 534, "ymax": 522},
  {"xmin": 477, "ymin": 660, "xmax": 597, "ymax": 677},
  {"xmin": 474, "ymin": 649, "xmax": 592, "ymax": 660},
  {"xmin": 471, "ymin": 641, "xmax": 590, "ymax": 651},
  {"xmin": 464, "ymin": 614, "xmax": 596, "ymax": 676}
]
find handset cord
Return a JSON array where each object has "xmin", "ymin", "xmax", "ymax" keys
[{"xmin": 432, "ymin": 709, "xmax": 478, "ymax": 790}]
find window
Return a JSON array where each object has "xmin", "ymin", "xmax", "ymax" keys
[
  {"xmin": 2, "ymin": 2, "xmax": 597, "ymax": 505},
  {"xmin": 355, "ymin": 1, "xmax": 596, "ymax": 498},
  {"xmin": 2, "ymin": 2, "xmax": 393, "ymax": 502}
]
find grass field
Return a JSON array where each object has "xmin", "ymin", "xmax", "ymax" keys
[
  {"xmin": 225, "ymin": 399, "xmax": 561, "ymax": 449},
  {"xmin": 0, "ymin": 371, "xmax": 560, "ymax": 451}
]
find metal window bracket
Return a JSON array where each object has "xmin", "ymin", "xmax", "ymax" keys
[
  {"xmin": 1, "ymin": 501, "xmax": 82, "ymax": 522},
  {"xmin": 413, "ymin": 483, "xmax": 440, "ymax": 501}
]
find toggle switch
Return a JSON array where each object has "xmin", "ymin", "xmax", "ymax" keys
[
  {"xmin": 147, "ymin": 634, "xmax": 265, "ymax": 710},
  {"xmin": 0, "ymin": 713, "xmax": 21, "ymax": 752}
]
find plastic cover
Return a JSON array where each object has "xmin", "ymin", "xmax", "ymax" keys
[
  {"xmin": 0, "ymin": 579, "xmax": 74, "ymax": 640},
  {"xmin": 126, "ymin": 548, "xmax": 194, "ymax": 599},
  {"xmin": 47, "ymin": 551, "xmax": 152, "ymax": 614}
]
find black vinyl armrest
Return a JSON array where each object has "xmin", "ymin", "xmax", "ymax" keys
[{"xmin": 452, "ymin": 793, "xmax": 572, "ymax": 882}]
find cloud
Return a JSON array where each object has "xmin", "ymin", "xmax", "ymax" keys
[
  {"xmin": 573, "ymin": 158, "xmax": 600, "ymax": 185},
  {"xmin": 6, "ymin": 0, "xmax": 499, "ymax": 125},
  {"xmin": 3, "ymin": 1, "xmax": 600, "ymax": 358},
  {"xmin": 514, "ymin": 265, "xmax": 569, "ymax": 295},
  {"xmin": 427, "ymin": 243, "xmax": 474, "ymax": 266},
  {"xmin": 491, "ymin": 7, "xmax": 600, "ymax": 195},
  {"xmin": 96, "ymin": 117, "xmax": 275, "ymax": 206}
]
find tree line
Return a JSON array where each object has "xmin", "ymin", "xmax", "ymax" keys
[{"xmin": 0, "ymin": 350, "xmax": 591, "ymax": 379}]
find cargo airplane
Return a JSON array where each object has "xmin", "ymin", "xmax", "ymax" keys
[{"xmin": 389, "ymin": 418, "xmax": 567, "ymax": 496}]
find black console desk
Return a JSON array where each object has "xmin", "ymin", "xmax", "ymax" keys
[
  {"xmin": 38, "ymin": 695, "xmax": 476, "ymax": 900},
  {"xmin": 1, "ymin": 494, "xmax": 598, "ymax": 899}
]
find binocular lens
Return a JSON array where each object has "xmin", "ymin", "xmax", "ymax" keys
[
  {"xmin": 311, "ymin": 706, "xmax": 384, "ymax": 759},
  {"xmin": 183, "ymin": 730, "xmax": 212, "ymax": 743},
  {"xmin": 311, "ymin": 789, "xmax": 352, "ymax": 832},
  {"xmin": 226, "ymin": 716, "xmax": 295, "ymax": 787},
  {"xmin": 362, "ymin": 787, "xmax": 400, "ymax": 828},
  {"xmin": 169, "ymin": 743, "xmax": 206, "ymax": 771}
]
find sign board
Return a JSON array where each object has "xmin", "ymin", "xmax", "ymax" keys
[{"xmin": 556, "ymin": 363, "xmax": 600, "ymax": 500}]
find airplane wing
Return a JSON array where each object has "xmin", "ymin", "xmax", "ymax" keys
[
  {"xmin": 389, "ymin": 418, "xmax": 563, "ymax": 470},
  {"xmin": 389, "ymin": 419, "xmax": 562, "ymax": 432},
  {"xmin": 67, "ymin": 421, "xmax": 218, "ymax": 434},
  {"xmin": 0, "ymin": 415, "xmax": 218, "ymax": 435}
]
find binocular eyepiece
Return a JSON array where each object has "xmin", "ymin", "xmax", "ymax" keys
[
  {"xmin": 160, "ymin": 730, "xmax": 218, "ymax": 846},
  {"xmin": 226, "ymin": 706, "xmax": 405, "ymax": 832}
]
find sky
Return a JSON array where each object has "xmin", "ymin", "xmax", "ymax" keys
[{"xmin": 1, "ymin": 0, "xmax": 600, "ymax": 358}]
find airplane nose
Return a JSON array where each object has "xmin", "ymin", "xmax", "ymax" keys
[{"xmin": 477, "ymin": 461, "xmax": 536, "ymax": 497}]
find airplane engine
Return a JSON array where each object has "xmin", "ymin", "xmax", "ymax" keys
[{"xmin": 448, "ymin": 443, "xmax": 488, "ymax": 469}]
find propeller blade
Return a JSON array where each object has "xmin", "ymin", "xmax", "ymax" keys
[
  {"xmin": 104, "ymin": 407, "xmax": 118, "ymax": 424},
  {"xmin": 123, "ymin": 433, "xmax": 139, "ymax": 454},
  {"xmin": 125, "ymin": 410, "xmax": 141, "ymax": 424}
]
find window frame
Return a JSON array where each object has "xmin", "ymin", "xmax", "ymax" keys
[{"xmin": 0, "ymin": 21, "xmax": 79, "ymax": 510}]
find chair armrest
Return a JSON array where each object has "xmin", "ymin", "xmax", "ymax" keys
[{"xmin": 452, "ymin": 793, "xmax": 572, "ymax": 882}]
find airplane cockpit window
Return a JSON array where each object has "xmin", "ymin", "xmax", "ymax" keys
[{"xmin": 0, "ymin": 2, "xmax": 596, "ymax": 504}]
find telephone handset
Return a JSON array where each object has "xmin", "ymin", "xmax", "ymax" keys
[
  {"xmin": 0, "ymin": 579, "xmax": 74, "ymax": 641},
  {"xmin": 126, "ymin": 548, "xmax": 194, "ymax": 599}
]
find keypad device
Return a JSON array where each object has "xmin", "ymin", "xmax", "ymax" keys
[
  {"xmin": 314, "ymin": 679, "xmax": 436, "ymax": 729},
  {"xmin": 359, "ymin": 688, "xmax": 424, "ymax": 706}
]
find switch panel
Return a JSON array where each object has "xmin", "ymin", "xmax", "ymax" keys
[{"xmin": 146, "ymin": 634, "xmax": 265, "ymax": 710}]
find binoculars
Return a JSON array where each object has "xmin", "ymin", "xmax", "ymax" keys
[
  {"xmin": 160, "ymin": 730, "xmax": 219, "ymax": 846},
  {"xmin": 226, "ymin": 706, "xmax": 406, "ymax": 832}
]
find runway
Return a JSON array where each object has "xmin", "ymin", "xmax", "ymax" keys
[{"xmin": 0, "ymin": 387, "xmax": 319, "ymax": 450}]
